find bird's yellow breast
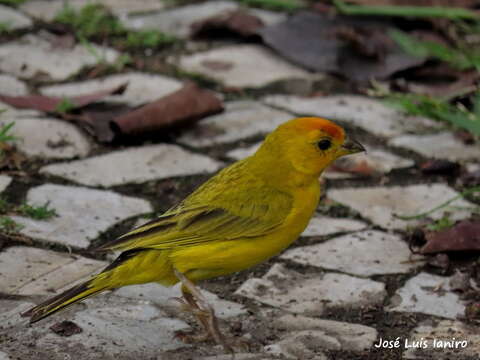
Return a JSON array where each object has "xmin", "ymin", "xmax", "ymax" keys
[{"xmin": 170, "ymin": 181, "xmax": 320, "ymax": 282}]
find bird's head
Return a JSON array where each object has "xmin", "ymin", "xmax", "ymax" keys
[{"xmin": 257, "ymin": 117, "xmax": 365, "ymax": 178}]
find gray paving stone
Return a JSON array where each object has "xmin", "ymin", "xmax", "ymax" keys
[
  {"xmin": 0, "ymin": 175, "xmax": 11, "ymax": 193},
  {"xmin": 0, "ymin": 33, "xmax": 119, "ymax": 81},
  {"xmin": 0, "ymin": 296, "xmax": 188, "ymax": 360},
  {"xmin": 282, "ymin": 230, "xmax": 423, "ymax": 277},
  {"xmin": 328, "ymin": 184, "xmax": 475, "ymax": 230},
  {"xmin": 177, "ymin": 101, "xmax": 292, "ymax": 147},
  {"xmin": 263, "ymin": 95, "xmax": 440, "ymax": 138},
  {"xmin": 201, "ymin": 355, "xmax": 275, "ymax": 360},
  {"xmin": 0, "ymin": 351, "xmax": 12, "ymax": 360},
  {"xmin": 115, "ymin": 282, "xmax": 246, "ymax": 319},
  {"xmin": 404, "ymin": 320, "xmax": 480, "ymax": 359},
  {"xmin": 20, "ymin": 0, "xmax": 166, "ymax": 21},
  {"xmin": 40, "ymin": 144, "xmax": 223, "ymax": 187},
  {"xmin": 122, "ymin": 1, "xmax": 238, "ymax": 37},
  {"xmin": 123, "ymin": 1, "xmax": 284, "ymax": 38},
  {"xmin": 0, "ymin": 4, "xmax": 32, "ymax": 30},
  {"xmin": 389, "ymin": 132, "xmax": 480, "ymax": 161},
  {"xmin": 0, "ymin": 117, "xmax": 91, "ymax": 159},
  {"xmin": 265, "ymin": 335, "xmax": 328, "ymax": 360},
  {"xmin": 235, "ymin": 263, "xmax": 386, "ymax": 316},
  {"xmin": 249, "ymin": 8, "xmax": 286, "ymax": 26},
  {"xmin": 175, "ymin": 45, "xmax": 311, "ymax": 88},
  {"xmin": 11, "ymin": 184, "xmax": 152, "ymax": 248},
  {"xmin": 271, "ymin": 313, "xmax": 377, "ymax": 352},
  {"xmin": 324, "ymin": 148, "xmax": 414, "ymax": 179},
  {"xmin": 40, "ymin": 72, "xmax": 183, "ymax": 107},
  {"xmin": 387, "ymin": 272, "xmax": 466, "ymax": 319},
  {"xmin": 0, "ymin": 101, "xmax": 42, "ymax": 118},
  {"xmin": 226, "ymin": 142, "xmax": 260, "ymax": 160},
  {"xmin": 0, "ymin": 74, "xmax": 28, "ymax": 96},
  {"xmin": 301, "ymin": 216, "xmax": 366, "ymax": 237},
  {"xmin": 0, "ymin": 246, "xmax": 106, "ymax": 295}
]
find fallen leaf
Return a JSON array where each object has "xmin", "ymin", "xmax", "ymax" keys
[
  {"xmin": 0, "ymin": 84, "xmax": 127, "ymax": 113},
  {"xmin": 113, "ymin": 82, "xmax": 223, "ymax": 137},
  {"xmin": 191, "ymin": 9, "xmax": 264, "ymax": 38},
  {"xmin": 394, "ymin": 63, "xmax": 480, "ymax": 98},
  {"xmin": 336, "ymin": 25, "xmax": 390, "ymax": 60},
  {"xmin": 258, "ymin": 11, "xmax": 425, "ymax": 82},
  {"xmin": 421, "ymin": 220, "xmax": 480, "ymax": 254},
  {"xmin": 50, "ymin": 320, "xmax": 83, "ymax": 337},
  {"xmin": 420, "ymin": 159, "xmax": 460, "ymax": 175}
]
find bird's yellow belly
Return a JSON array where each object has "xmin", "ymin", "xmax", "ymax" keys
[{"xmin": 170, "ymin": 184, "xmax": 320, "ymax": 282}]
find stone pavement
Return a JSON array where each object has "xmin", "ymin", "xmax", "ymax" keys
[{"xmin": 1, "ymin": 1, "xmax": 480, "ymax": 360}]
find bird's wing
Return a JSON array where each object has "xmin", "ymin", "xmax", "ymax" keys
[{"xmin": 98, "ymin": 184, "xmax": 293, "ymax": 252}]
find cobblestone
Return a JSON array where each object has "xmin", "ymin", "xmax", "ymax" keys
[
  {"xmin": 178, "ymin": 101, "xmax": 292, "ymax": 147},
  {"xmin": 40, "ymin": 72, "xmax": 183, "ymax": 107},
  {"xmin": 328, "ymin": 184, "xmax": 475, "ymax": 230},
  {"xmin": 0, "ymin": 175, "xmax": 11, "ymax": 193},
  {"xmin": 272, "ymin": 313, "xmax": 377, "ymax": 352},
  {"xmin": 0, "ymin": 117, "xmax": 91, "ymax": 159},
  {"xmin": 176, "ymin": 45, "xmax": 311, "ymax": 88},
  {"xmin": 0, "ymin": 246, "xmax": 106, "ymax": 295},
  {"xmin": 0, "ymin": 74, "xmax": 28, "ymax": 96},
  {"xmin": 20, "ymin": 0, "xmax": 166, "ymax": 21},
  {"xmin": 0, "ymin": 4, "xmax": 32, "ymax": 30},
  {"xmin": 0, "ymin": 33, "xmax": 119, "ymax": 81},
  {"xmin": 263, "ymin": 95, "xmax": 440, "ymax": 138},
  {"xmin": 235, "ymin": 263, "xmax": 386, "ymax": 316},
  {"xmin": 40, "ymin": 144, "xmax": 222, "ymax": 187},
  {"xmin": 301, "ymin": 216, "xmax": 366, "ymax": 237},
  {"xmin": 404, "ymin": 320, "xmax": 480, "ymax": 359},
  {"xmin": 115, "ymin": 282, "xmax": 247, "ymax": 319},
  {"xmin": 281, "ymin": 230, "xmax": 423, "ymax": 276},
  {"xmin": 389, "ymin": 131, "xmax": 480, "ymax": 161},
  {"xmin": 387, "ymin": 272, "xmax": 466, "ymax": 319},
  {"xmin": 11, "ymin": 184, "xmax": 152, "ymax": 248},
  {"xmin": 122, "ymin": 1, "xmax": 284, "ymax": 38}
]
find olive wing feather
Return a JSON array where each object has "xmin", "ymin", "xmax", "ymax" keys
[{"xmin": 98, "ymin": 186, "xmax": 293, "ymax": 252}]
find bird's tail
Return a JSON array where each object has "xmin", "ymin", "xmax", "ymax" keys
[
  {"xmin": 23, "ymin": 279, "xmax": 107, "ymax": 323},
  {"xmin": 23, "ymin": 249, "xmax": 177, "ymax": 323}
]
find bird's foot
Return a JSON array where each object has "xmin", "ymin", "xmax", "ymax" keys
[{"xmin": 174, "ymin": 329, "xmax": 211, "ymax": 344}]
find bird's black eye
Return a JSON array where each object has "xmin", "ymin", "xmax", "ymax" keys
[{"xmin": 317, "ymin": 139, "xmax": 332, "ymax": 151}]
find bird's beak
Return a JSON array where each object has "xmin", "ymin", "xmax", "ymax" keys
[{"xmin": 341, "ymin": 137, "xmax": 365, "ymax": 155}]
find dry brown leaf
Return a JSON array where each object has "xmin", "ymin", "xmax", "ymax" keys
[
  {"xmin": 421, "ymin": 220, "xmax": 480, "ymax": 254},
  {"xmin": 50, "ymin": 321, "xmax": 83, "ymax": 337},
  {"xmin": 258, "ymin": 11, "xmax": 425, "ymax": 82},
  {"xmin": 113, "ymin": 82, "xmax": 223, "ymax": 136},
  {"xmin": 0, "ymin": 83, "xmax": 127, "ymax": 113},
  {"xmin": 191, "ymin": 9, "xmax": 264, "ymax": 38}
]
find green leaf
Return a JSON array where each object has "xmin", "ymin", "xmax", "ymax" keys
[{"xmin": 235, "ymin": 0, "xmax": 303, "ymax": 11}]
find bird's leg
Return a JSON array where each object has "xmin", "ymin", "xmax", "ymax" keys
[
  {"xmin": 173, "ymin": 287, "xmax": 212, "ymax": 343},
  {"xmin": 173, "ymin": 269, "xmax": 233, "ymax": 354}
]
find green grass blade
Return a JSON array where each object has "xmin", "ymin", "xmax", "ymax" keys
[{"xmin": 334, "ymin": 0, "xmax": 480, "ymax": 19}]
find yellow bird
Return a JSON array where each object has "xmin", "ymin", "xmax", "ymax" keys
[{"xmin": 24, "ymin": 117, "xmax": 364, "ymax": 352}]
